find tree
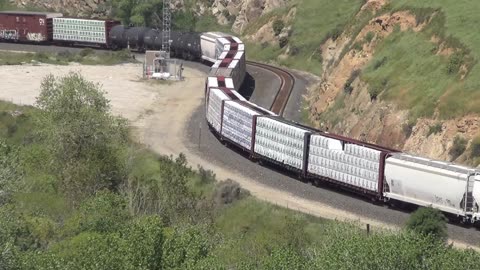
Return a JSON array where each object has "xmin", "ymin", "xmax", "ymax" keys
[
  {"xmin": 161, "ymin": 224, "xmax": 215, "ymax": 269},
  {"xmin": 63, "ymin": 191, "xmax": 131, "ymax": 235},
  {"xmin": 406, "ymin": 207, "xmax": 448, "ymax": 241},
  {"xmin": 0, "ymin": 139, "xmax": 24, "ymax": 200},
  {"xmin": 110, "ymin": 0, "xmax": 163, "ymax": 26},
  {"xmin": 35, "ymin": 72, "xmax": 129, "ymax": 204},
  {"xmin": 261, "ymin": 246, "xmax": 306, "ymax": 270}
]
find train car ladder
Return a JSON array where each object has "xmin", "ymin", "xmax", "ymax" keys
[{"xmin": 464, "ymin": 174, "xmax": 475, "ymax": 213}]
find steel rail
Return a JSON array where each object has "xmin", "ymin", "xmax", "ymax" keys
[{"xmin": 246, "ymin": 61, "xmax": 295, "ymax": 116}]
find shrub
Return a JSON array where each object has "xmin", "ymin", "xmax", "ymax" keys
[
  {"xmin": 344, "ymin": 69, "xmax": 361, "ymax": 94},
  {"xmin": 411, "ymin": 7, "xmax": 436, "ymax": 26},
  {"xmin": 79, "ymin": 48, "xmax": 94, "ymax": 57},
  {"xmin": 446, "ymin": 51, "xmax": 464, "ymax": 75},
  {"xmin": 213, "ymin": 179, "xmax": 249, "ymax": 206},
  {"xmin": 289, "ymin": 45, "xmax": 300, "ymax": 55},
  {"xmin": 312, "ymin": 48, "xmax": 323, "ymax": 63},
  {"xmin": 373, "ymin": 56, "xmax": 388, "ymax": 70},
  {"xmin": 402, "ymin": 119, "xmax": 416, "ymax": 138},
  {"xmin": 326, "ymin": 25, "xmax": 343, "ymax": 41},
  {"xmin": 352, "ymin": 41, "xmax": 363, "ymax": 51},
  {"xmin": 427, "ymin": 123, "xmax": 442, "ymax": 137},
  {"xmin": 56, "ymin": 50, "xmax": 74, "ymax": 62},
  {"xmin": 470, "ymin": 136, "xmax": 480, "ymax": 158},
  {"xmin": 406, "ymin": 207, "xmax": 448, "ymax": 242},
  {"xmin": 6, "ymin": 123, "xmax": 17, "ymax": 137},
  {"xmin": 368, "ymin": 87, "xmax": 381, "ymax": 101},
  {"xmin": 279, "ymin": 37, "xmax": 289, "ymax": 49},
  {"xmin": 198, "ymin": 165, "xmax": 216, "ymax": 185},
  {"xmin": 365, "ymin": 31, "xmax": 375, "ymax": 43},
  {"xmin": 449, "ymin": 136, "xmax": 467, "ymax": 160},
  {"xmin": 272, "ymin": 19, "xmax": 285, "ymax": 36}
]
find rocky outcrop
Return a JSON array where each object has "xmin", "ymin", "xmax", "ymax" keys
[
  {"xmin": 307, "ymin": 0, "xmax": 480, "ymax": 165},
  {"xmin": 9, "ymin": 0, "xmax": 111, "ymax": 17},
  {"xmin": 9, "ymin": 0, "xmax": 288, "ymax": 35},
  {"xmin": 204, "ymin": 0, "xmax": 289, "ymax": 33}
]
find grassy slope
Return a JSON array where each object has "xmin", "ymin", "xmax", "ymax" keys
[
  {"xmin": 0, "ymin": 100, "xmax": 332, "ymax": 264},
  {"xmin": 244, "ymin": 0, "xmax": 480, "ymax": 120},
  {"xmin": 361, "ymin": 1, "xmax": 480, "ymax": 119},
  {"xmin": 246, "ymin": 0, "xmax": 365, "ymax": 74},
  {"xmin": 362, "ymin": 30, "xmax": 456, "ymax": 120}
]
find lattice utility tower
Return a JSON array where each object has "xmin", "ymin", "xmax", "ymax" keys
[{"xmin": 162, "ymin": 0, "xmax": 171, "ymax": 58}]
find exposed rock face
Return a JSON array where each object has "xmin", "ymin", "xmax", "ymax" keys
[
  {"xmin": 307, "ymin": 0, "xmax": 480, "ymax": 165},
  {"xmin": 9, "ymin": 0, "xmax": 111, "ymax": 17},
  {"xmin": 9, "ymin": 0, "xmax": 288, "ymax": 35},
  {"xmin": 207, "ymin": 0, "xmax": 288, "ymax": 33}
]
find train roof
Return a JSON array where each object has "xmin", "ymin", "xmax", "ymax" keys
[
  {"xmin": 53, "ymin": 17, "xmax": 120, "ymax": 23},
  {"xmin": 389, "ymin": 153, "xmax": 478, "ymax": 175},
  {"xmin": 235, "ymin": 100, "xmax": 276, "ymax": 116},
  {"xmin": 0, "ymin": 10, "xmax": 63, "ymax": 18}
]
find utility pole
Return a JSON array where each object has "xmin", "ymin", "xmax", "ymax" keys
[{"xmin": 162, "ymin": 0, "xmax": 171, "ymax": 58}]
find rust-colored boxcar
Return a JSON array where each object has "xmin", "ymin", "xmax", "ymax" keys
[{"xmin": 0, "ymin": 11, "xmax": 63, "ymax": 42}]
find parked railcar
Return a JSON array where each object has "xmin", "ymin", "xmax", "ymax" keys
[
  {"xmin": 384, "ymin": 153, "xmax": 480, "ymax": 222},
  {"xmin": 0, "ymin": 11, "xmax": 62, "ymax": 42},
  {"xmin": 52, "ymin": 17, "xmax": 120, "ymax": 48}
]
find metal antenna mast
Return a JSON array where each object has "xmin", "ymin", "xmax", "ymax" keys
[{"xmin": 162, "ymin": 0, "xmax": 171, "ymax": 58}]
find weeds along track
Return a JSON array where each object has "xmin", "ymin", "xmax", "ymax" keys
[{"xmin": 246, "ymin": 61, "xmax": 295, "ymax": 116}]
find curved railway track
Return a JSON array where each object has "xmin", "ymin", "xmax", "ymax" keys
[{"xmin": 246, "ymin": 61, "xmax": 295, "ymax": 116}]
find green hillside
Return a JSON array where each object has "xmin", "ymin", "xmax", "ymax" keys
[
  {"xmin": 246, "ymin": 0, "xmax": 480, "ymax": 120},
  {"xmin": 2, "ymin": 72, "xmax": 480, "ymax": 269}
]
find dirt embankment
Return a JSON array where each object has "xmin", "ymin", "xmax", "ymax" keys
[{"xmin": 306, "ymin": 0, "xmax": 480, "ymax": 164}]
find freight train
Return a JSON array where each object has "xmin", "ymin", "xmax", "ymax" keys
[{"xmin": 2, "ymin": 11, "xmax": 480, "ymax": 225}]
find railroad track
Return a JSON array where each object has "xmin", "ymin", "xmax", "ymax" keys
[{"xmin": 246, "ymin": 61, "xmax": 295, "ymax": 116}]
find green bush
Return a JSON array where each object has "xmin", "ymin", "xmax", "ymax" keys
[
  {"xmin": 273, "ymin": 19, "xmax": 285, "ymax": 36},
  {"xmin": 368, "ymin": 87, "xmax": 381, "ymax": 101},
  {"xmin": 326, "ymin": 25, "xmax": 343, "ymax": 41},
  {"xmin": 79, "ymin": 48, "xmax": 94, "ymax": 57},
  {"xmin": 213, "ymin": 179, "xmax": 249, "ymax": 206},
  {"xmin": 406, "ymin": 207, "xmax": 448, "ymax": 242},
  {"xmin": 470, "ymin": 136, "xmax": 480, "ymax": 158},
  {"xmin": 427, "ymin": 122, "xmax": 443, "ymax": 136},
  {"xmin": 352, "ymin": 41, "xmax": 363, "ymax": 51},
  {"xmin": 446, "ymin": 51, "xmax": 464, "ymax": 75},
  {"xmin": 279, "ymin": 37, "xmax": 289, "ymax": 48},
  {"xmin": 402, "ymin": 119, "xmax": 416, "ymax": 138},
  {"xmin": 373, "ymin": 56, "xmax": 388, "ymax": 70},
  {"xmin": 344, "ymin": 69, "xmax": 361, "ymax": 94},
  {"xmin": 198, "ymin": 165, "xmax": 216, "ymax": 185},
  {"xmin": 365, "ymin": 31, "xmax": 375, "ymax": 43},
  {"xmin": 450, "ymin": 135, "xmax": 467, "ymax": 160},
  {"xmin": 63, "ymin": 191, "xmax": 131, "ymax": 235}
]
